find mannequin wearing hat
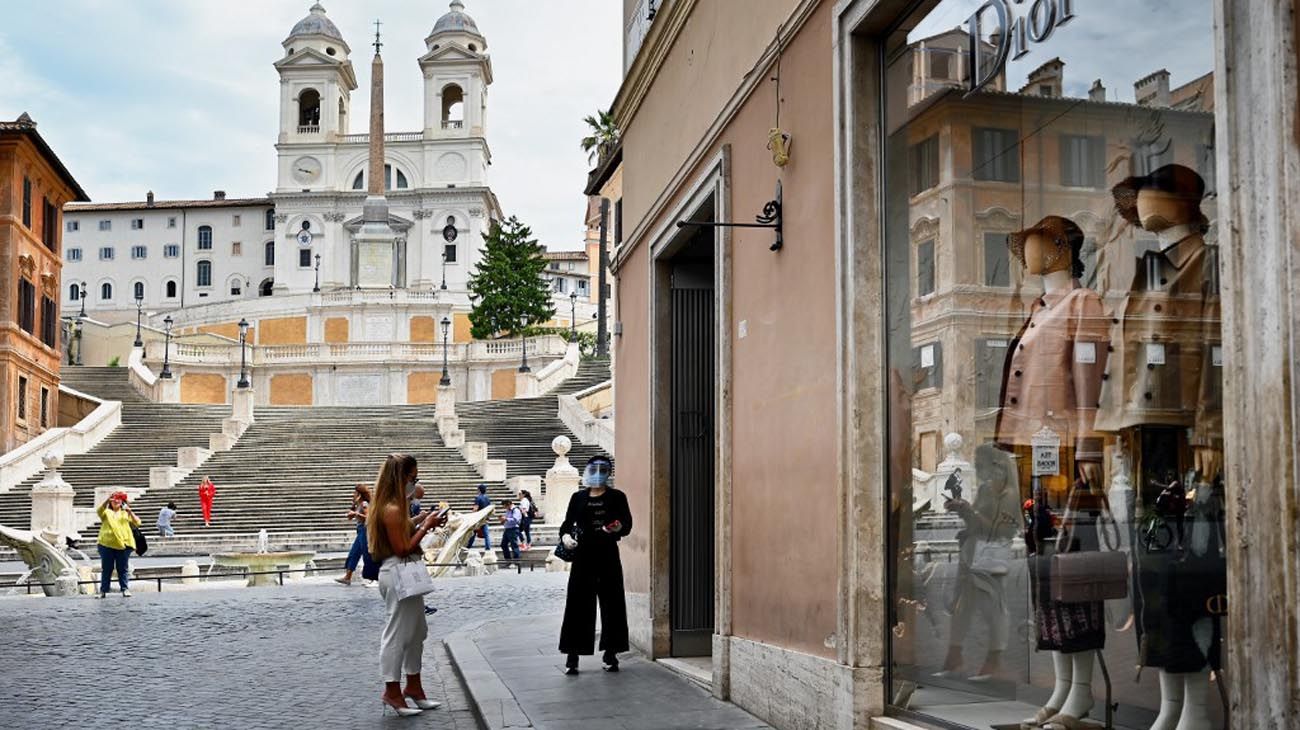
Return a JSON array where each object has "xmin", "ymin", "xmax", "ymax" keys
[
  {"xmin": 997, "ymin": 216, "xmax": 1111, "ymax": 730},
  {"xmin": 1101, "ymin": 164, "xmax": 1223, "ymax": 730}
]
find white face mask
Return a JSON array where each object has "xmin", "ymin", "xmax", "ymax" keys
[{"xmin": 582, "ymin": 461, "xmax": 612, "ymax": 488}]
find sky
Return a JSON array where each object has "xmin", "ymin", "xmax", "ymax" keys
[{"xmin": 0, "ymin": 0, "xmax": 622, "ymax": 250}]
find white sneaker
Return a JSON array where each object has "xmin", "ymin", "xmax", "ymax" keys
[{"xmin": 121, "ymin": 590, "xmax": 132, "ymax": 598}]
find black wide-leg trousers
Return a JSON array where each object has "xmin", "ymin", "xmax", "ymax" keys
[{"xmin": 558, "ymin": 547, "xmax": 629, "ymax": 655}]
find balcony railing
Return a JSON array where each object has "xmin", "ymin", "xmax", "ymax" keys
[
  {"xmin": 156, "ymin": 336, "xmax": 568, "ymax": 368},
  {"xmin": 338, "ymin": 132, "xmax": 424, "ymax": 144},
  {"xmin": 297, "ymin": 125, "xmax": 320, "ymax": 134},
  {"xmin": 441, "ymin": 120, "xmax": 464, "ymax": 130}
]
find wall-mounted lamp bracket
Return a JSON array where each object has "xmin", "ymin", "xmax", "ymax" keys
[{"xmin": 676, "ymin": 181, "xmax": 783, "ymax": 251}]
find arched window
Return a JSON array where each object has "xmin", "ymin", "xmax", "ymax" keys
[
  {"xmin": 259, "ymin": 279, "xmax": 274, "ymax": 297},
  {"xmin": 197, "ymin": 225, "xmax": 213, "ymax": 250},
  {"xmin": 133, "ymin": 282, "xmax": 145, "ymax": 301},
  {"xmin": 338, "ymin": 98, "xmax": 346, "ymax": 132},
  {"xmin": 298, "ymin": 89, "xmax": 321, "ymax": 128},
  {"xmin": 196, "ymin": 260, "xmax": 212, "ymax": 288},
  {"xmin": 69, "ymin": 283, "xmax": 79, "ymax": 301},
  {"xmin": 265, "ymin": 208, "xmax": 275, "ymax": 231},
  {"xmin": 165, "ymin": 280, "xmax": 178, "ymax": 299},
  {"xmin": 351, "ymin": 164, "xmax": 409, "ymax": 191},
  {"xmin": 441, "ymin": 84, "xmax": 464, "ymax": 128},
  {"xmin": 264, "ymin": 241, "xmax": 276, "ymax": 266},
  {"xmin": 100, "ymin": 282, "xmax": 113, "ymax": 300}
]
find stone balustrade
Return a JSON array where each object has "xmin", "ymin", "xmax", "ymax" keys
[
  {"xmin": 0, "ymin": 388, "xmax": 121, "ymax": 493},
  {"xmin": 153, "ymin": 337, "xmax": 567, "ymax": 369}
]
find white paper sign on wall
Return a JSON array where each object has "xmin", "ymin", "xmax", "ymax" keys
[
  {"xmin": 1031, "ymin": 426, "xmax": 1061, "ymax": 477},
  {"xmin": 1145, "ymin": 342, "xmax": 1167, "ymax": 366}
]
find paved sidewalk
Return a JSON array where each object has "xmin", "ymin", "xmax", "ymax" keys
[{"xmin": 446, "ymin": 613, "xmax": 771, "ymax": 730}]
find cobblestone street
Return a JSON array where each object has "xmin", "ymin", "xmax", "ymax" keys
[{"xmin": 0, "ymin": 572, "xmax": 568, "ymax": 729}]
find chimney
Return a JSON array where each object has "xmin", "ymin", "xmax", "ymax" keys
[
  {"xmin": 1088, "ymin": 79, "xmax": 1106, "ymax": 102},
  {"xmin": 146, "ymin": 191, "xmax": 155, "ymax": 207},
  {"xmin": 1135, "ymin": 69, "xmax": 1171, "ymax": 108},
  {"xmin": 213, "ymin": 190, "xmax": 227, "ymax": 201}
]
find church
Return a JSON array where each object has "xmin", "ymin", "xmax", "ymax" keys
[{"xmin": 56, "ymin": 2, "xmax": 580, "ymax": 407}]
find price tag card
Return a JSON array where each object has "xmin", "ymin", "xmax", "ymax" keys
[
  {"xmin": 1211, "ymin": 345, "xmax": 1223, "ymax": 367},
  {"xmin": 1074, "ymin": 342, "xmax": 1097, "ymax": 364},
  {"xmin": 1146, "ymin": 342, "xmax": 1167, "ymax": 366},
  {"xmin": 920, "ymin": 344, "xmax": 935, "ymax": 368}
]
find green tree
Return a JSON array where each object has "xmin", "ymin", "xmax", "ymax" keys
[
  {"xmin": 467, "ymin": 216, "xmax": 555, "ymax": 339},
  {"xmin": 580, "ymin": 109, "xmax": 619, "ymax": 165}
]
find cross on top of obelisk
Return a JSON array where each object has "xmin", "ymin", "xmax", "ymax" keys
[{"xmin": 373, "ymin": 19, "xmax": 382, "ymax": 54}]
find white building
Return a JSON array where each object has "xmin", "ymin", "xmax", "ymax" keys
[
  {"xmin": 541, "ymin": 250, "xmax": 591, "ymax": 299},
  {"xmin": 62, "ymin": 1, "xmax": 500, "ymax": 319}
]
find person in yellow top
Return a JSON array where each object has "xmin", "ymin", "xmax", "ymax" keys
[{"xmin": 96, "ymin": 491, "xmax": 142, "ymax": 598}]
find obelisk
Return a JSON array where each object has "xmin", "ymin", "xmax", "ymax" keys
[{"xmin": 353, "ymin": 20, "xmax": 400, "ymax": 288}]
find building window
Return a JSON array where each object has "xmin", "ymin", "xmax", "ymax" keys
[
  {"xmin": 196, "ymin": 260, "xmax": 212, "ymax": 287},
  {"xmin": 614, "ymin": 198, "xmax": 623, "ymax": 246},
  {"xmin": 983, "ymin": 232, "xmax": 1010, "ymax": 287},
  {"xmin": 21, "ymin": 177, "xmax": 32, "ymax": 228},
  {"xmin": 259, "ymin": 279, "xmax": 274, "ymax": 297},
  {"xmin": 577, "ymin": 280, "xmax": 589, "ymax": 296},
  {"xmin": 916, "ymin": 239, "xmax": 935, "ymax": 296},
  {"xmin": 553, "ymin": 278, "xmax": 567, "ymax": 293},
  {"xmin": 167, "ymin": 217, "xmax": 177, "ymax": 229},
  {"xmin": 69, "ymin": 283, "xmax": 80, "ymax": 300},
  {"xmin": 231, "ymin": 281, "xmax": 242, "ymax": 296},
  {"xmin": 98, "ymin": 220, "xmax": 111, "ymax": 231},
  {"xmin": 1132, "ymin": 138, "xmax": 1174, "ymax": 176},
  {"xmin": 133, "ymin": 281, "xmax": 145, "ymax": 301},
  {"xmin": 99, "ymin": 247, "xmax": 114, "ymax": 261},
  {"xmin": 39, "ymin": 387, "xmax": 49, "ymax": 428},
  {"xmin": 443, "ymin": 244, "xmax": 457, "ymax": 263},
  {"xmin": 264, "ymin": 241, "xmax": 275, "ymax": 266},
  {"xmin": 100, "ymin": 282, "xmax": 113, "ymax": 300},
  {"xmin": 197, "ymin": 225, "xmax": 213, "ymax": 250},
  {"xmin": 166, "ymin": 280, "xmax": 178, "ymax": 298},
  {"xmin": 913, "ymin": 342, "xmax": 943, "ymax": 390},
  {"xmin": 298, "ymin": 248, "xmax": 312, "ymax": 267},
  {"xmin": 43, "ymin": 199, "xmax": 58, "ymax": 251},
  {"xmin": 41, "ymin": 297, "xmax": 56, "ymax": 348},
  {"xmin": 972, "ymin": 127, "xmax": 1021, "ymax": 182},
  {"xmin": 351, "ymin": 164, "xmax": 409, "ymax": 191},
  {"xmin": 67, "ymin": 248, "xmax": 82, "ymax": 262},
  {"xmin": 974, "ymin": 338, "xmax": 1010, "ymax": 408},
  {"xmin": 265, "ymin": 209, "xmax": 275, "ymax": 231},
  {"xmin": 232, "ymin": 241, "xmax": 242, "ymax": 256},
  {"xmin": 1060, "ymin": 134, "xmax": 1106, "ymax": 188},
  {"xmin": 164, "ymin": 244, "xmax": 180, "ymax": 258},
  {"xmin": 909, "ymin": 135, "xmax": 940, "ymax": 195},
  {"xmin": 17, "ymin": 278, "xmax": 36, "ymax": 334},
  {"xmin": 232, "ymin": 214, "xmax": 241, "ymax": 227},
  {"xmin": 16, "ymin": 376, "xmax": 27, "ymax": 423},
  {"xmin": 131, "ymin": 245, "xmax": 147, "ymax": 260},
  {"xmin": 131, "ymin": 218, "xmax": 144, "ymax": 230},
  {"xmin": 67, "ymin": 220, "xmax": 79, "ymax": 232}
]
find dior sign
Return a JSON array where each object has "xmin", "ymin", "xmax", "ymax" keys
[{"xmin": 966, "ymin": 0, "xmax": 1076, "ymax": 95}]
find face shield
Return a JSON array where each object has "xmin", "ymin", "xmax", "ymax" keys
[{"xmin": 582, "ymin": 460, "xmax": 612, "ymax": 488}]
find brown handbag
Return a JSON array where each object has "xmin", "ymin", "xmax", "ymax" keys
[{"xmin": 1050, "ymin": 485, "xmax": 1128, "ymax": 603}]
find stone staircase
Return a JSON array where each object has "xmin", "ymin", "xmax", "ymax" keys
[
  {"xmin": 555, "ymin": 357, "xmax": 611, "ymax": 395},
  {"xmin": 456, "ymin": 396, "xmax": 611, "ymax": 481},
  {"xmin": 0, "ymin": 367, "xmax": 228, "ymax": 532}
]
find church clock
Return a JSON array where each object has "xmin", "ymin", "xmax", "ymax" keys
[{"xmin": 291, "ymin": 156, "xmax": 322, "ymax": 184}]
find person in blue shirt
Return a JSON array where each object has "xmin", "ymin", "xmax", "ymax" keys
[
  {"xmin": 467, "ymin": 484, "xmax": 493, "ymax": 550},
  {"xmin": 499, "ymin": 499, "xmax": 523, "ymax": 564}
]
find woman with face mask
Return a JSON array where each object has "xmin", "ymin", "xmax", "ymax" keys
[{"xmin": 558, "ymin": 455, "xmax": 632, "ymax": 674}]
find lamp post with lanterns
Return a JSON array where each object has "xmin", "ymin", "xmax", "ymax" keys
[
  {"xmin": 160, "ymin": 316, "xmax": 174, "ymax": 378},
  {"xmin": 313, "ymin": 254, "xmax": 321, "ymax": 293},
  {"xmin": 518, "ymin": 321, "xmax": 531, "ymax": 374},
  {"xmin": 439, "ymin": 316, "xmax": 452, "ymax": 386},
  {"xmin": 569, "ymin": 291, "xmax": 578, "ymax": 343},
  {"xmin": 237, "ymin": 318, "xmax": 250, "ymax": 389},
  {"xmin": 133, "ymin": 294, "xmax": 144, "ymax": 347},
  {"xmin": 77, "ymin": 282, "xmax": 87, "ymax": 318},
  {"xmin": 441, "ymin": 216, "xmax": 457, "ymax": 290}
]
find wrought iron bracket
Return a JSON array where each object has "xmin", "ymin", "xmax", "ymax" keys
[{"xmin": 676, "ymin": 180, "xmax": 783, "ymax": 251}]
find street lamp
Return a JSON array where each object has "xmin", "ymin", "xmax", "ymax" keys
[
  {"xmin": 74, "ymin": 315, "xmax": 84, "ymax": 366},
  {"xmin": 236, "ymin": 317, "xmax": 250, "ymax": 389},
  {"xmin": 569, "ymin": 291, "xmax": 578, "ymax": 343},
  {"xmin": 313, "ymin": 254, "xmax": 321, "ymax": 293},
  {"xmin": 518, "ymin": 322, "xmax": 531, "ymax": 373},
  {"xmin": 160, "ymin": 316, "xmax": 173, "ymax": 378},
  {"xmin": 77, "ymin": 282, "xmax": 87, "ymax": 318},
  {"xmin": 439, "ymin": 316, "xmax": 452, "ymax": 386},
  {"xmin": 133, "ymin": 294, "xmax": 144, "ymax": 347},
  {"xmin": 440, "ymin": 251, "xmax": 448, "ymax": 290}
]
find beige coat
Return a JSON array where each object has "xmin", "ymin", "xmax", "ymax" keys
[{"xmin": 996, "ymin": 285, "xmax": 1111, "ymax": 461}]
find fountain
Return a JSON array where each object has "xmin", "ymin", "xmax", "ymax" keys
[
  {"xmin": 421, "ymin": 505, "xmax": 495, "ymax": 578},
  {"xmin": 210, "ymin": 529, "xmax": 315, "ymax": 587},
  {"xmin": 0, "ymin": 452, "xmax": 85, "ymax": 597},
  {"xmin": 0, "ymin": 525, "xmax": 81, "ymax": 597}
]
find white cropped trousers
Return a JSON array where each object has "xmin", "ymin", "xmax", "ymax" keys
[{"xmin": 378, "ymin": 557, "xmax": 429, "ymax": 683}]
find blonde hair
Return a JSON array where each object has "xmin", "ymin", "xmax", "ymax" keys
[{"xmin": 366, "ymin": 453, "xmax": 418, "ymax": 562}]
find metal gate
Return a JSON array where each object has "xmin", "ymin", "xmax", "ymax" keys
[{"xmin": 669, "ymin": 262, "xmax": 715, "ymax": 657}]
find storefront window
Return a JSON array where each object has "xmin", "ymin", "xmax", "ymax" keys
[{"xmin": 882, "ymin": 2, "xmax": 1225, "ymax": 728}]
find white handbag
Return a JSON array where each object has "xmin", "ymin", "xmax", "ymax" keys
[{"xmin": 392, "ymin": 557, "xmax": 435, "ymax": 600}]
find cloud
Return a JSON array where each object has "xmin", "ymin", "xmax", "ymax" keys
[{"xmin": 0, "ymin": 0, "xmax": 622, "ymax": 249}]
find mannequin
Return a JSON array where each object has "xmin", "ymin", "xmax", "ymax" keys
[
  {"xmin": 995, "ymin": 217, "xmax": 1111, "ymax": 730},
  {"xmin": 1100, "ymin": 164, "xmax": 1223, "ymax": 730}
]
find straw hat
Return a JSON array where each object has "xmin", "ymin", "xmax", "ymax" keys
[
  {"xmin": 1006, "ymin": 215, "xmax": 1084, "ymax": 269},
  {"xmin": 1111, "ymin": 163, "xmax": 1206, "ymax": 227}
]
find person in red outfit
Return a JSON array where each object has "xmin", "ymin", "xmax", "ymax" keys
[{"xmin": 198, "ymin": 476, "xmax": 216, "ymax": 527}]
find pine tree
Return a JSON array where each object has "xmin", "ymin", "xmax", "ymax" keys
[{"xmin": 467, "ymin": 216, "xmax": 555, "ymax": 339}]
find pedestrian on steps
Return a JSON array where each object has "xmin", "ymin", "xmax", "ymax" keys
[
  {"xmin": 337, "ymin": 484, "xmax": 371, "ymax": 586},
  {"xmin": 518, "ymin": 489, "xmax": 536, "ymax": 551},
  {"xmin": 467, "ymin": 483, "xmax": 493, "ymax": 550},
  {"xmin": 558, "ymin": 455, "xmax": 631, "ymax": 674},
  {"xmin": 96, "ymin": 491, "xmax": 141, "ymax": 598},
  {"xmin": 157, "ymin": 502, "xmax": 176, "ymax": 538},
  {"xmin": 367, "ymin": 453, "xmax": 448, "ymax": 716},
  {"xmin": 499, "ymin": 499, "xmax": 523, "ymax": 565},
  {"xmin": 198, "ymin": 476, "xmax": 216, "ymax": 527}
]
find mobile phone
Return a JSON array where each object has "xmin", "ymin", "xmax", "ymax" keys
[{"xmin": 436, "ymin": 505, "xmax": 451, "ymax": 519}]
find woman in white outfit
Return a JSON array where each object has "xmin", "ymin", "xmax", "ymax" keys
[{"xmin": 367, "ymin": 453, "xmax": 447, "ymax": 716}]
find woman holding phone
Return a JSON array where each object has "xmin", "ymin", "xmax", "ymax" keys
[
  {"xmin": 367, "ymin": 454, "xmax": 448, "ymax": 716},
  {"xmin": 558, "ymin": 455, "xmax": 632, "ymax": 674},
  {"xmin": 96, "ymin": 491, "xmax": 142, "ymax": 598}
]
